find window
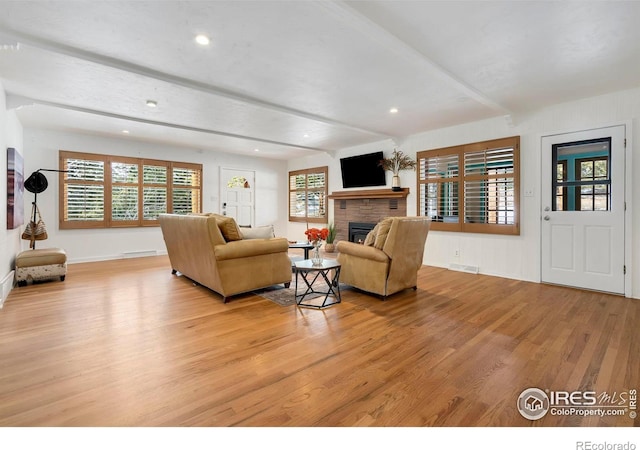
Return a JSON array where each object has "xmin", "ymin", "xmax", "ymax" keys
[
  {"xmin": 576, "ymin": 156, "xmax": 609, "ymax": 211},
  {"xmin": 59, "ymin": 151, "xmax": 202, "ymax": 229},
  {"xmin": 288, "ymin": 166, "xmax": 328, "ymax": 223},
  {"xmin": 552, "ymin": 137, "xmax": 611, "ymax": 212},
  {"xmin": 417, "ymin": 136, "xmax": 520, "ymax": 235}
]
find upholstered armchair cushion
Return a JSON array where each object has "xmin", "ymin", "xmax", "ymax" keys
[
  {"xmin": 373, "ymin": 217, "xmax": 393, "ymax": 249},
  {"xmin": 211, "ymin": 214, "xmax": 243, "ymax": 241},
  {"xmin": 214, "ymin": 238, "xmax": 288, "ymax": 260},
  {"xmin": 336, "ymin": 242, "xmax": 388, "ymax": 262},
  {"xmin": 240, "ymin": 225, "xmax": 275, "ymax": 240},
  {"xmin": 363, "ymin": 224, "xmax": 378, "ymax": 246}
]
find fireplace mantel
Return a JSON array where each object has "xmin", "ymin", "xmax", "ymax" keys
[{"xmin": 328, "ymin": 188, "xmax": 409, "ymax": 200}]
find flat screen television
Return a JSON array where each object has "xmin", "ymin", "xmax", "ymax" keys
[{"xmin": 340, "ymin": 151, "xmax": 386, "ymax": 188}]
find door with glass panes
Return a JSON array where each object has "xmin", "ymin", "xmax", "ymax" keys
[{"xmin": 541, "ymin": 126, "xmax": 625, "ymax": 294}]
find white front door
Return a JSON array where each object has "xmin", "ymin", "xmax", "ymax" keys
[
  {"xmin": 220, "ymin": 168, "xmax": 255, "ymax": 227},
  {"xmin": 541, "ymin": 125, "xmax": 625, "ymax": 294}
]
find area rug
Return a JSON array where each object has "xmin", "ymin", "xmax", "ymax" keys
[{"xmin": 254, "ymin": 273, "xmax": 350, "ymax": 307}]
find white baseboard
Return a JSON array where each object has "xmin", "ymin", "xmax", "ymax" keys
[
  {"xmin": 448, "ymin": 263, "xmax": 480, "ymax": 274},
  {"xmin": 67, "ymin": 250, "xmax": 167, "ymax": 264},
  {"xmin": 1, "ymin": 270, "xmax": 15, "ymax": 309},
  {"xmin": 122, "ymin": 250, "xmax": 158, "ymax": 259}
]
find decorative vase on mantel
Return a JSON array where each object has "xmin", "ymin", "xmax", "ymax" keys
[
  {"xmin": 379, "ymin": 149, "xmax": 416, "ymax": 192},
  {"xmin": 391, "ymin": 174, "xmax": 401, "ymax": 192}
]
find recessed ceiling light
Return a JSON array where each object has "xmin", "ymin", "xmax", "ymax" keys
[
  {"xmin": 195, "ymin": 34, "xmax": 210, "ymax": 46},
  {"xmin": 122, "ymin": 130, "xmax": 129, "ymax": 134},
  {"xmin": 146, "ymin": 100, "xmax": 157, "ymax": 108},
  {"xmin": 303, "ymin": 134, "xmax": 310, "ymax": 138},
  {"xmin": 389, "ymin": 107, "xmax": 399, "ymax": 114},
  {"xmin": 254, "ymin": 148, "xmax": 260, "ymax": 152}
]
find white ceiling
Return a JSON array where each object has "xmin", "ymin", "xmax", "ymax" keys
[{"xmin": 1, "ymin": 1, "xmax": 640, "ymax": 160}]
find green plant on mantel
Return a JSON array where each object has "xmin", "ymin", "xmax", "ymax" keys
[{"xmin": 379, "ymin": 148, "xmax": 417, "ymax": 175}]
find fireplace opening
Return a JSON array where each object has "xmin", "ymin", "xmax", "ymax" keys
[{"xmin": 348, "ymin": 222, "xmax": 376, "ymax": 243}]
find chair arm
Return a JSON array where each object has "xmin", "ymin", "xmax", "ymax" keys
[
  {"xmin": 214, "ymin": 237, "xmax": 289, "ymax": 261},
  {"xmin": 336, "ymin": 241, "xmax": 389, "ymax": 262}
]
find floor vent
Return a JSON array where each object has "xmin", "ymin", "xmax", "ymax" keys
[
  {"xmin": 122, "ymin": 250, "xmax": 157, "ymax": 259},
  {"xmin": 1, "ymin": 270, "xmax": 15, "ymax": 309},
  {"xmin": 448, "ymin": 263, "xmax": 479, "ymax": 274}
]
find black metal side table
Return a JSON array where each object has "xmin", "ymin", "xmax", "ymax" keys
[
  {"xmin": 293, "ymin": 259, "xmax": 341, "ymax": 309},
  {"xmin": 288, "ymin": 242, "xmax": 314, "ymax": 259}
]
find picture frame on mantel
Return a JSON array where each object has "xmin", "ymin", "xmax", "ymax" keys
[{"xmin": 7, "ymin": 147, "xmax": 25, "ymax": 230}]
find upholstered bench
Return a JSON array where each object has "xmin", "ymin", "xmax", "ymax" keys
[{"xmin": 15, "ymin": 248, "xmax": 67, "ymax": 287}]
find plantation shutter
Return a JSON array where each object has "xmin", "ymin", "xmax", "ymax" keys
[
  {"xmin": 418, "ymin": 149, "xmax": 460, "ymax": 232},
  {"xmin": 62, "ymin": 155, "xmax": 106, "ymax": 226},
  {"xmin": 464, "ymin": 146, "xmax": 516, "ymax": 227},
  {"xmin": 60, "ymin": 151, "xmax": 202, "ymax": 229},
  {"xmin": 143, "ymin": 163, "xmax": 168, "ymax": 221},
  {"xmin": 417, "ymin": 136, "xmax": 520, "ymax": 235},
  {"xmin": 111, "ymin": 160, "xmax": 139, "ymax": 224},
  {"xmin": 288, "ymin": 167, "xmax": 328, "ymax": 223},
  {"xmin": 289, "ymin": 173, "xmax": 307, "ymax": 219},
  {"xmin": 171, "ymin": 163, "xmax": 202, "ymax": 215}
]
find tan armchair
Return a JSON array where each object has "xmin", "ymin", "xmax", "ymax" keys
[{"xmin": 336, "ymin": 216, "xmax": 430, "ymax": 299}]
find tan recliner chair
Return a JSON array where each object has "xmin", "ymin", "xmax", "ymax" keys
[{"xmin": 336, "ymin": 216, "xmax": 430, "ymax": 299}]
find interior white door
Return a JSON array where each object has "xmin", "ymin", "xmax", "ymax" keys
[
  {"xmin": 541, "ymin": 125, "xmax": 625, "ymax": 294},
  {"xmin": 220, "ymin": 168, "xmax": 255, "ymax": 227}
]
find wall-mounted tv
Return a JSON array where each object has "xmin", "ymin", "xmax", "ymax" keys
[{"xmin": 340, "ymin": 151, "xmax": 386, "ymax": 188}]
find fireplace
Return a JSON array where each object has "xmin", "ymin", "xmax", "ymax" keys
[
  {"xmin": 329, "ymin": 188, "xmax": 409, "ymax": 243},
  {"xmin": 348, "ymin": 222, "xmax": 376, "ymax": 243}
]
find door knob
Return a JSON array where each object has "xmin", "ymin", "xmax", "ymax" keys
[{"xmin": 544, "ymin": 215, "xmax": 550, "ymax": 221}]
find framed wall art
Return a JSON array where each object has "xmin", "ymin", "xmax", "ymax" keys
[{"xmin": 7, "ymin": 147, "xmax": 24, "ymax": 230}]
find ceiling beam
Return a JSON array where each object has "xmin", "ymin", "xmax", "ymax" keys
[
  {"xmin": 8, "ymin": 94, "xmax": 333, "ymax": 154},
  {"xmin": 0, "ymin": 26, "xmax": 391, "ymax": 141}
]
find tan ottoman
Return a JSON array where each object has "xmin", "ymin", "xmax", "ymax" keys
[{"xmin": 16, "ymin": 248, "xmax": 67, "ymax": 287}]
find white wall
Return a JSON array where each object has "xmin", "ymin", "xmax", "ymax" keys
[
  {"xmin": 0, "ymin": 82, "xmax": 24, "ymax": 282},
  {"xmin": 288, "ymin": 87, "xmax": 640, "ymax": 298},
  {"xmin": 23, "ymin": 129, "xmax": 289, "ymax": 263}
]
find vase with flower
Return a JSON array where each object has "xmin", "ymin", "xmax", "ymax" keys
[
  {"xmin": 379, "ymin": 148, "xmax": 417, "ymax": 191},
  {"xmin": 304, "ymin": 227, "xmax": 329, "ymax": 266}
]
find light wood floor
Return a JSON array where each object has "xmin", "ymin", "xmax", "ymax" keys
[{"xmin": 0, "ymin": 255, "xmax": 637, "ymax": 427}]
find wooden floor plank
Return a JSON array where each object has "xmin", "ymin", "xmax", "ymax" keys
[{"xmin": 0, "ymin": 255, "xmax": 637, "ymax": 426}]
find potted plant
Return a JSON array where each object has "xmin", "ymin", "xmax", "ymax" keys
[
  {"xmin": 324, "ymin": 223, "xmax": 337, "ymax": 253},
  {"xmin": 379, "ymin": 148, "xmax": 417, "ymax": 191}
]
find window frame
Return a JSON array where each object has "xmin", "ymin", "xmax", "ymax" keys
[
  {"xmin": 575, "ymin": 155, "xmax": 610, "ymax": 211},
  {"xmin": 288, "ymin": 166, "xmax": 328, "ymax": 224},
  {"xmin": 417, "ymin": 136, "xmax": 520, "ymax": 235},
  {"xmin": 59, "ymin": 151, "xmax": 202, "ymax": 229},
  {"xmin": 556, "ymin": 160, "xmax": 568, "ymax": 211}
]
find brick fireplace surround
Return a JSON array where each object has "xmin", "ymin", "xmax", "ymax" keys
[{"xmin": 329, "ymin": 188, "xmax": 409, "ymax": 243}]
